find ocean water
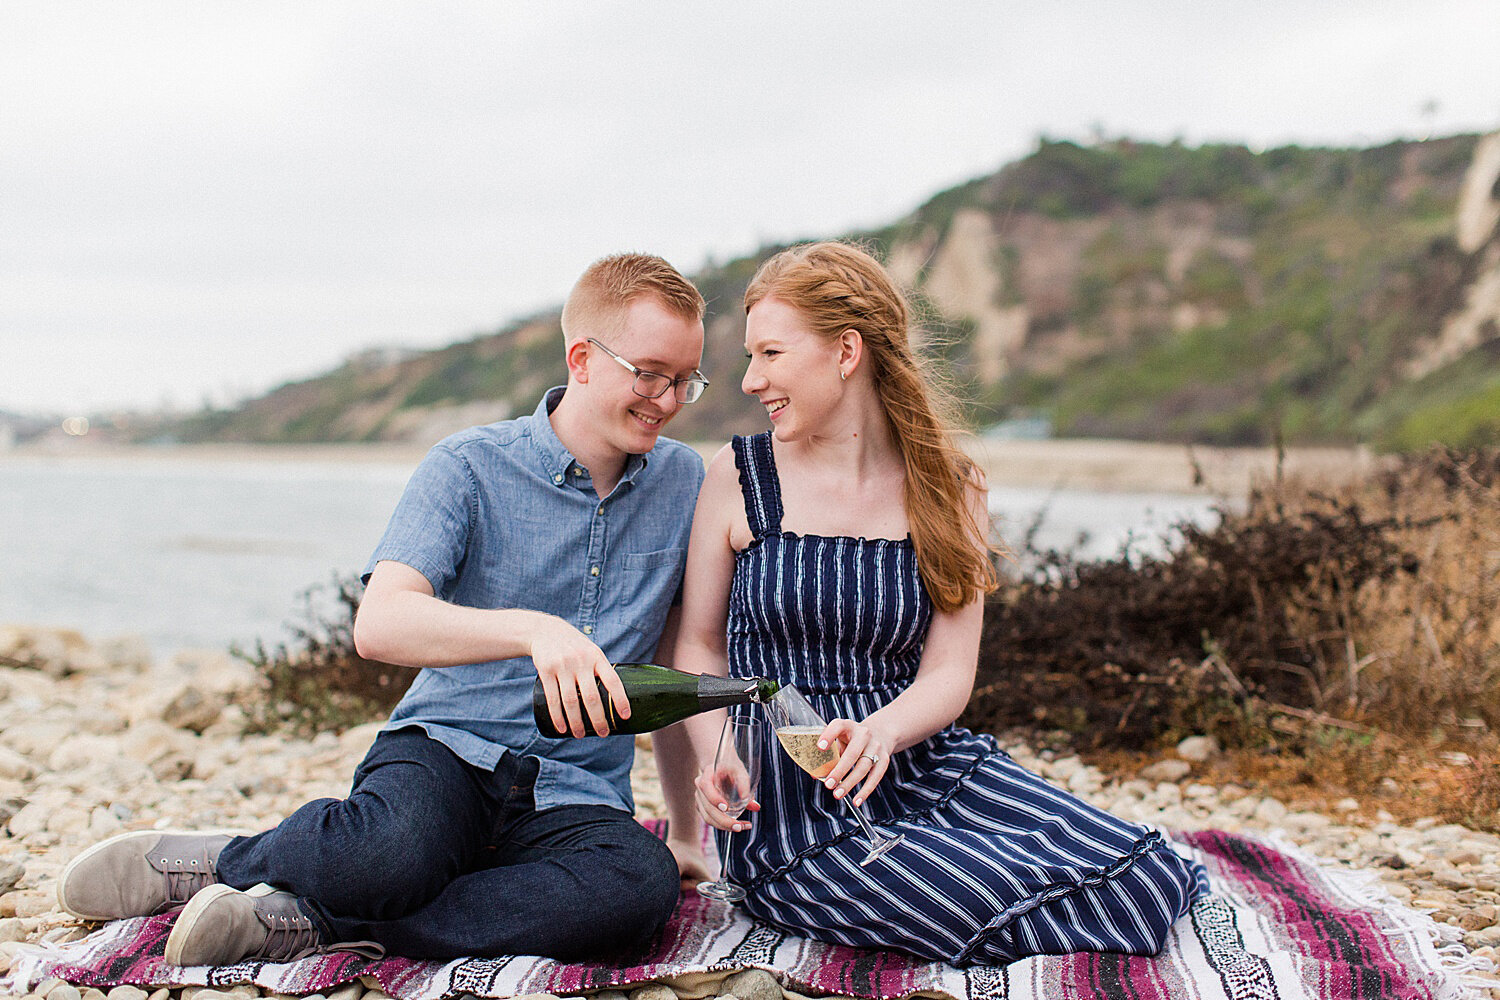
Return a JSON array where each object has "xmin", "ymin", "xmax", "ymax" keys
[
  {"xmin": 0, "ymin": 451, "xmax": 1223, "ymax": 662},
  {"xmin": 989, "ymin": 483, "xmax": 1226, "ymax": 564},
  {"xmin": 0, "ymin": 452, "xmax": 414, "ymax": 661}
]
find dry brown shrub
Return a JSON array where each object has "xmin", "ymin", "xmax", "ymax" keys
[
  {"xmin": 965, "ymin": 447, "xmax": 1500, "ymax": 751},
  {"xmin": 1331, "ymin": 449, "xmax": 1500, "ymax": 733}
]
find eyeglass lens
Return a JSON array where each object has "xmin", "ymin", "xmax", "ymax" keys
[{"xmin": 633, "ymin": 372, "xmax": 705, "ymax": 404}]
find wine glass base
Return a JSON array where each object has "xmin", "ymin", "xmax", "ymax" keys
[
  {"xmin": 858, "ymin": 832, "xmax": 905, "ymax": 867},
  {"xmin": 695, "ymin": 880, "xmax": 747, "ymax": 902}
]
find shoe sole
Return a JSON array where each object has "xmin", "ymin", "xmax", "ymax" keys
[
  {"xmin": 165, "ymin": 882, "xmax": 277, "ymax": 967},
  {"xmin": 56, "ymin": 828, "xmax": 247, "ymax": 921}
]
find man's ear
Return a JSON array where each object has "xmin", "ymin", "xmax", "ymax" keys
[{"xmin": 565, "ymin": 339, "xmax": 591, "ymax": 383}]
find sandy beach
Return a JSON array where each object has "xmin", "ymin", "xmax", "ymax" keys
[
  {"xmin": 2, "ymin": 437, "xmax": 1385, "ymax": 499},
  {"xmin": 960, "ymin": 436, "xmax": 1386, "ymax": 496}
]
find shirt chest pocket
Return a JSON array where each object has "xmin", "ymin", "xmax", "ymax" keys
[{"xmin": 618, "ymin": 547, "xmax": 686, "ymax": 639}]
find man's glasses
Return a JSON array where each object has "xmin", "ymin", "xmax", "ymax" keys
[{"xmin": 588, "ymin": 338, "xmax": 710, "ymax": 404}]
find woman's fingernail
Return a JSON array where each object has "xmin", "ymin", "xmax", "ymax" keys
[{"xmin": 817, "ymin": 741, "xmax": 827, "ymax": 749}]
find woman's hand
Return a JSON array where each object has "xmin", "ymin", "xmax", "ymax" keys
[
  {"xmin": 817, "ymin": 718, "xmax": 894, "ymax": 807},
  {"xmin": 693, "ymin": 762, "xmax": 761, "ymax": 833}
]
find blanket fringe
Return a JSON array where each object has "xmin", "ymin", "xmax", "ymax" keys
[
  {"xmin": 1261, "ymin": 830, "xmax": 1497, "ymax": 1000},
  {"xmin": 2, "ymin": 939, "xmax": 70, "ymax": 995}
]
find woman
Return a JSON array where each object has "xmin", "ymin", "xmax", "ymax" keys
[{"xmin": 673, "ymin": 241, "xmax": 1207, "ymax": 965}]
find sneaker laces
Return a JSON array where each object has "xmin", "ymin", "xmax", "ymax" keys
[
  {"xmin": 156, "ymin": 846, "xmax": 223, "ymax": 909},
  {"xmin": 258, "ymin": 907, "xmax": 324, "ymax": 963},
  {"xmin": 163, "ymin": 868, "xmax": 218, "ymax": 908},
  {"xmin": 254, "ymin": 901, "xmax": 384, "ymax": 963}
]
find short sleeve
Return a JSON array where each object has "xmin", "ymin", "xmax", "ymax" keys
[{"xmin": 361, "ymin": 445, "xmax": 477, "ymax": 598}]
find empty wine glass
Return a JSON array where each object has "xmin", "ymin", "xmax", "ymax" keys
[
  {"xmin": 696, "ymin": 714, "xmax": 763, "ymax": 901},
  {"xmin": 766, "ymin": 685, "xmax": 904, "ymax": 866}
]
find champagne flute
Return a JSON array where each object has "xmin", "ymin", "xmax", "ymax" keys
[
  {"xmin": 766, "ymin": 685, "xmax": 904, "ymax": 866},
  {"xmin": 696, "ymin": 715, "xmax": 763, "ymax": 901}
]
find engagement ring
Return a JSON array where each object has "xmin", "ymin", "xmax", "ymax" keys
[{"xmin": 860, "ymin": 753, "xmax": 880, "ymax": 764}]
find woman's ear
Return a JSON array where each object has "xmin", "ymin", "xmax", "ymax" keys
[{"xmin": 838, "ymin": 328, "xmax": 864, "ymax": 379}]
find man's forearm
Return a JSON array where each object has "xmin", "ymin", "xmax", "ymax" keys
[{"xmin": 354, "ymin": 588, "xmax": 551, "ymax": 668}]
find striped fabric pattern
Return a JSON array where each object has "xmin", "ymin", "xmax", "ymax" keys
[{"xmin": 717, "ymin": 433, "xmax": 1210, "ymax": 966}]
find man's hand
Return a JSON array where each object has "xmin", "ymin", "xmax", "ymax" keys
[
  {"xmin": 667, "ymin": 833, "xmax": 712, "ymax": 890},
  {"xmin": 529, "ymin": 614, "xmax": 629, "ymax": 737}
]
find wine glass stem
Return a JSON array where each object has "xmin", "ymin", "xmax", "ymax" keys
[{"xmin": 844, "ymin": 799, "xmax": 885, "ymax": 844}]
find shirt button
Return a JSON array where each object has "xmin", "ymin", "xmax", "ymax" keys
[
  {"xmin": 590, "ymin": 566, "xmax": 600, "ymax": 576},
  {"xmin": 552, "ymin": 473, "xmax": 564, "ymax": 484},
  {"xmin": 582, "ymin": 625, "xmax": 593, "ymax": 635},
  {"xmin": 597, "ymin": 506, "xmax": 605, "ymax": 515}
]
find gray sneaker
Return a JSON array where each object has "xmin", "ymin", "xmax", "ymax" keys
[
  {"xmin": 165, "ymin": 884, "xmax": 383, "ymax": 967},
  {"xmin": 57, "ymin": 830, "xmax": 235, "ymax": 921}
]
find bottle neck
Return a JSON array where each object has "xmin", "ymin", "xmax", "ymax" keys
[
  {"xmin": 695, "ymin": 674, "xmax": 758, "ymax": 710},
  {"xmin": 694, "ymin": 674, "xmax": 779, "ymax": 709}
]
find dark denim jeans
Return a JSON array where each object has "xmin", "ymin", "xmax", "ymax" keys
[{"xmin": 216, "ymin": 727, "xmax": 679, "ymax": 961}]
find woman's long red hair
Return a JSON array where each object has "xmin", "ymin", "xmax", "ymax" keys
[{"xmin": 745, "ymin": 242, "xmax": 999, "ymax": 613}]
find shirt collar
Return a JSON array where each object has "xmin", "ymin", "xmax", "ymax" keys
[{"xmin": 530, "ymin": 386, "xmax": 649, "ymax": 489}]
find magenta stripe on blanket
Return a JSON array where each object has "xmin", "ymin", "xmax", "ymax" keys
[{"xmin": 1191, "ymin": 831, "xmax": 1418, "ymax": 997}]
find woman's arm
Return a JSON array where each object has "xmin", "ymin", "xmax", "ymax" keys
[
  {"xmin": 672, "ymin": 445, "xmax": 740, "ymax": 682},
  {"xmin": 818, "ymin": 479, "xmax": 991, "ymax": 806},
  {"xmin": 661, "ymin": 445, "xmax": 763, "ymax": 835},
  {"xmin": 649, "ymin": 606, "xmax": 714, "ymax": 883}
]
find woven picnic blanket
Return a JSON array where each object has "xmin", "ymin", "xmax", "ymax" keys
[{"xmin": 6, "ymin": 830, "xmax": 1492, "ymax": 1000}]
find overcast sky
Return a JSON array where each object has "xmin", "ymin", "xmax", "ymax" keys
[{"xmin": 3, "ymin": 2, "xmax": 1498, "ymax": 416}]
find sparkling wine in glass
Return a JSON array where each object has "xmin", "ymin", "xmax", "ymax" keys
[
  {"xmin": 696, "ymin": 715, "xmax": 763, "ymax": 901},
  {"xmin": 767, "ymin": 685, "xmax": 904, "ymax": 866}
]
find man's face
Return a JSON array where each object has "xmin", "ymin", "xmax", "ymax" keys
[{"xmin": 580, "ymin": 296, "xmax": 705, "ymax": 456}]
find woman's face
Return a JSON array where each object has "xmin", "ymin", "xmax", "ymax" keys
[{"xmin": 742, "ymin": 297, "xmax": 844, "ymax": 441}]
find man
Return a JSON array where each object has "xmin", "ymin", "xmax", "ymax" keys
[{"xmin": 57, "ymin": 253, "xmax": 712, "ymax": 964}]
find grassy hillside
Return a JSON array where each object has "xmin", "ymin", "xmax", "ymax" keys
[{"xmin": 157, "ymin": 133, "xmax": 1500, "ymax": 450}]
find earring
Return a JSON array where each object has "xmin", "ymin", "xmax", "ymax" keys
[{"xmin": 839, "ymin": 369, "xmax": 847, "ymax": 381}]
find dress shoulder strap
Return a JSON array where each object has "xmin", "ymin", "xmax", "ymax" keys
[{"xmin": 731, "ymin": 432, "xmax": 783, "ymax": 537}]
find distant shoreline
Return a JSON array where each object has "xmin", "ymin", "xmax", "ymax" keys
[
  {"xmin": 960, "ymin": 437, "xmax": 1387, "ymax": 497},
  {"xmin": 0, "ymin": 440, "xmax": 434, "ymax": 466},
  {"xmin": 0, "ymin": 436, "xmax": 1386, "ymax": 497}
]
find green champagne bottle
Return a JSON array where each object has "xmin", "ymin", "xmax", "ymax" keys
[{"xmin": 532, "ymin": 663, "xmax": 781, "ymax": 738}]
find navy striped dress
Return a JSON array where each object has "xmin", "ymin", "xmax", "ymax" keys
[{"xmin": 715, "ymin": 433, "xmax": 1209, "ymax": 966}]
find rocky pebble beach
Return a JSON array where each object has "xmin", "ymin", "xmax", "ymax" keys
[{"xmin": 1, "ymin": 625, "xmax": 1497, "ymax": 999}]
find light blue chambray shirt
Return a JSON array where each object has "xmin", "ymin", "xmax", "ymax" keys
[{"xmin": 362, "ymin": 387, "xmax": 705, "ymax": 813}]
